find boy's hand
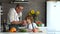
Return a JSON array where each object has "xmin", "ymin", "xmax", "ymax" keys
[
  {"xmin": 32, "ymin": 28, "xmax": 38, "ymax": 32},
  {"xmin": 21, "ymin": 20, "xmax": 27, "ymax": 26}
]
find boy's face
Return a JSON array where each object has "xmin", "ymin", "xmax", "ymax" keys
[{"xmin": 27, "ymin": 19, "xmax": 31, "ymax": 24}]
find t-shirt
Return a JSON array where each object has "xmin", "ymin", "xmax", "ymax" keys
[
  {"xmin": 27, "ymin": 23, "xmax": 38, "ymax": 29},
  {"xmin": 8, "ymin": 8, "xmax": 22, "ymax": 23}
]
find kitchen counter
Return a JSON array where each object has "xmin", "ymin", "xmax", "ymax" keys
[
  {"xmin": 0, "ymin": 27, "xmax": 47, "ymax": 34},
  {"xmin": 18, "ymin": 27, "xmax": 47, "ymax": 34},
  {"xmin": 0, "ymin": 33, "xmax": 46, "ymax": 34}
]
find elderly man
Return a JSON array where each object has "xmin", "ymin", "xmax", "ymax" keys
[{"xmin": 8, "ymin": 4, "xmax": 24, "ymax": 30}]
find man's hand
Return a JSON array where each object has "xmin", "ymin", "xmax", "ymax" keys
[{"xmin": 11, "ymin": 21, "xmax": 22, "ymax": 24}]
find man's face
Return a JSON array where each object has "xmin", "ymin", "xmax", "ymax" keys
[{"xmin": 17, "ymin": 6, "xmax": 24, "ymax": 13}]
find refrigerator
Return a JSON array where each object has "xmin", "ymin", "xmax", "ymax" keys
[{"xmin": 47, "ymin": 1, "xmax": 60, "ymax": 34}]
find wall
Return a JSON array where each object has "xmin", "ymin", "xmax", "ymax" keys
[{"xmin": 1, "ymin": 0, "xmax": 46, "ymax": 26}]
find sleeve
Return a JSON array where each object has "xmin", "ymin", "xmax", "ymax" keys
[
  {"xmin": 33, "ymin": 23, "xmax": 38, "ymax": 28},
  {"xmin": 8, "ymin": 8, "xmax": 15, "ymax": 22}
]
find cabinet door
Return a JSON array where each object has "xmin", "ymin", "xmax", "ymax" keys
[
  {"xmin": 47, "ymin": 1, "xmax": 60, "ymax": 31},
  {"xmin": 0, "ymin": 5, "xmax": 3, "ymax": 32},
  {"xmin": 0, "ymin": 6, "xmax": 1, "ymax": 31}
]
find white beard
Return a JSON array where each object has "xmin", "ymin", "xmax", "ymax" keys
[{"xmin": 19, "ymin": 12, "xmax": 22, "ymax": 17}]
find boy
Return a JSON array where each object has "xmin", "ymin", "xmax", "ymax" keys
[{"xmin": 25, "ymin": 16, "xmax": 38, "ymax": 32}]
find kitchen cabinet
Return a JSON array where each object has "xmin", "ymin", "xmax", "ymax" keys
[
  {"xmin": 0, "ymin": 4, "xmax": 4, "ymax": 32},
  {"xmin": 0, "ymin": 5, "xmax": 3, "ymax": 32}
]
